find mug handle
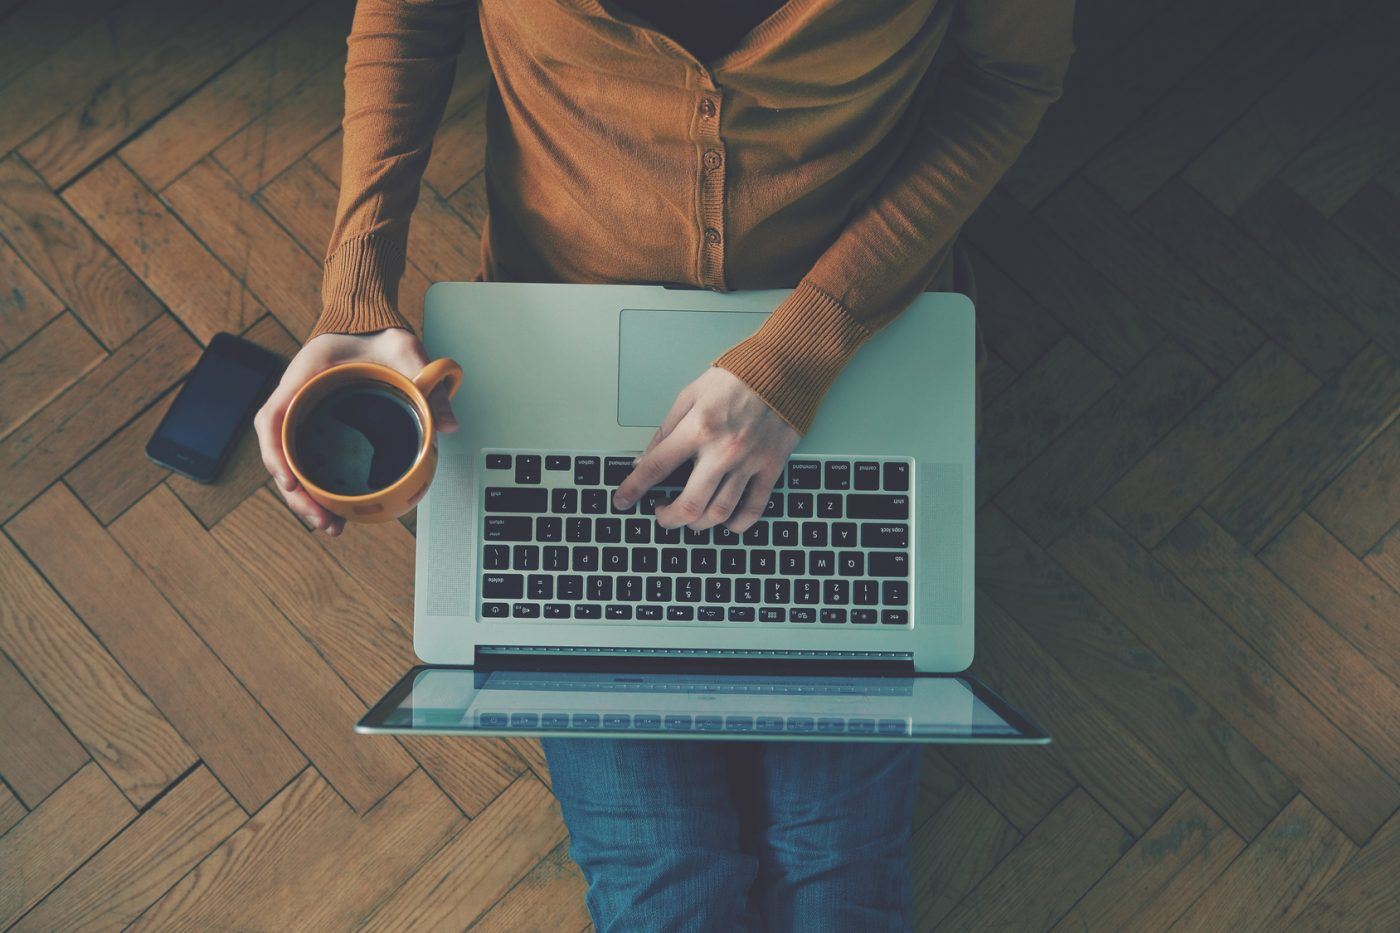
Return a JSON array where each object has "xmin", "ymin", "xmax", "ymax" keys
[{"xmin": 413, "ymin": 358, "xmax": 464, "ymax": 400}]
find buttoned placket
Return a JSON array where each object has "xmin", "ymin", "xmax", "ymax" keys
[{"xmin": 692, "ymin": 67, "xmax": 727, "ymax": 290}]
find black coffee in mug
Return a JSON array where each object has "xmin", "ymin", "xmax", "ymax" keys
[{"xmin": 293, "ymin": 384, "xmax": 423, "ymax": 495}]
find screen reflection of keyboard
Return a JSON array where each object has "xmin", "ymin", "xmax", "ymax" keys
[
  {"xmin": 476, "ymin": 451, "xmax": 914, "ymax": 626},
  {"xmin": 476, "ymin": 711, "xmax": 911, "ymax": 735}
]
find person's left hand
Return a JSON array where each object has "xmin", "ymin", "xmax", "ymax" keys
[{"xmin": 613, "ymin": 367, "xmax": 801, "ymax": 533}]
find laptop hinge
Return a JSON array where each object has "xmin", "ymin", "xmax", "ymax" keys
[{"xmin": 473, "ymin": 646, "xmax": 916, "ymax": 677}]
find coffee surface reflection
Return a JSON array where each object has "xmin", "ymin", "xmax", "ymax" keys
[{"xmin": 294, "ymin": 385, "xmax": 422, "ymax": 495}]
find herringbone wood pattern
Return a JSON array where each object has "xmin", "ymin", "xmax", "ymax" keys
[{"xmin": 1, "ymin": 0, "xmax": 1398, "ymax": 928}]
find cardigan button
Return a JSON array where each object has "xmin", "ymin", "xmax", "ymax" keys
[
  {"xmin": 698, "ymin": 98, "xmax": 716, "ymax": 117},
  {"xmin": 703, "ymin": 227, "xmax": 722, "ymax": 245},
  {"xmin": 703, "ymin": 149, "xmax": 722, "ymax": 170}
]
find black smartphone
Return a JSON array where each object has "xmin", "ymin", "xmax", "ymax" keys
[{"xmin": 146, "ymin": 332, "xmax": 284, "ymax": 483}]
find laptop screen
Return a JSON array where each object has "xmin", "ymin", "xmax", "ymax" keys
[{"xmin": 358, "ymin": 666, "xmax": 1047, "ymax": 744}]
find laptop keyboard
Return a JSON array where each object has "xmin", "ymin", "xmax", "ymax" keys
[{"xmin": 477, "ymin": 450, "xmax": 914, "ymax": 627}]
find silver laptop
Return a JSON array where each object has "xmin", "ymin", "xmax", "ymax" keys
[{"xmin": 358, "ymin": 283, "xmax": 1048, "ymax": 744}]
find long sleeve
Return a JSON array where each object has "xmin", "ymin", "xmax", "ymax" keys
[
  {"xmin": 713, "ymin": 0, "xmax": 1076, "ymax": 434},
  {"xmin": 310, "ymin": 0, "xmax": 474, "ymax": 339}
]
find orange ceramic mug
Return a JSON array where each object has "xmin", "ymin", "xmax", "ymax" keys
[{"xmin": 281, "ymin": 359, "xmax": 463, "ymax": 523}]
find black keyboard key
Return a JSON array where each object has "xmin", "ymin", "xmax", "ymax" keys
[
  {"xmin": 605, "ymin": 604, "xmax": 632, "ymax": 620},
  {"xmin": 512, "ymin": 545, "xmax": 539, "ymax": 570},
  {"xmin": 773, "ymin": 522, "xmax": 798, "ymax": 547},
  {"xmin": 684, "ymin": 527, "xmax": 711, "ymax": 545},
  {"xmin": 558, "ymin": 575, "xmax": 583, "ymax": 600},
  {"xmin": 659, "ymin": 460, "xmax": 694, "ymax": 488},
  {"xmin": 486, "ymin": 453, "xmax": 511, "ymax": 470},
  {"xmin": 543, "ymin": 546, "xmax": 568, "ymax": 571},
  {"xmin": 726, "ymin": 716, "xmax": 754, "ymax": 731},
  {"xmin": 764, "ymin": 578, "xmax": 790, "ymax": 604},
  {"xmin": 854, "ymin": 580, "xmax": 879, "ymax": 605},
  {"xmin": 512, "ymin": 602, "xmax": 540, "ymax": 618},
  {"xmin": 565, "ymin": 517, "xmax": 591, "ymax": 542},
  {"xmin": 546, "ymin": 455, "xmax": 571, "ymax": 471},
  {"xmin": 572, "ymin": 546, "xmax": 599, "ymax": 572},
  {"xmin": 655, "ymin": 524, "xmax": 681, "ymax": 544},
  {"xmin": 515, "ymin": 454, "xmax": 541, "ymax": 484},
  {"xmin": 763, "ymin": 494, "xmax": 783, "ymax": 517},
  {"xmin": 869, "ymin": 553, "xmax": 909, "ymax": 577},
  {"xmin": 714, "ymin": 525, "xmax": 739, "ymax": 546},
  {"xmin": 832, "ymin": 522, "xmax": 857, "ymax": 547},
  {"xmin": 587, "ymin": 575, "xmax": 612, "ymax": 600},
  {"xmin": 637, "ymin": 605, "xmax": 663, "ymax": 620},
  {"xmin": 802, "ymin": 522, "xmax": 827, "ymax": 547},
  {"xmin": 544, "ymin": 603, "xmax": 570, "ymax": 619},
  {"xmin": 882, "ymin": 580, "xmax": 909, "ymax": 605},
  {"xmin": 695, "ymin": 715, "xmax": 722, "ymax": 731},
  {"xmin": 485, "ymin": 487, "xmax": 547, "ymax": 513},
  {"xmin": 574, "ymin": 456, "xmax": 600, "ymax": 485},
  {"xmin": 854, "ymin": 461, "xmax": 880, "ymax": 489},
  {"xmin": 852, "ymin": 608, "xmax": 877, "ymax": 624},
  {"xmin": 861, "ymin": 523, "xmax": 909, "ymax": 548},
  {"xmin": 790, "ymin": 608, "xmax": 816, "ymax": 623},
  {"xmin": 481, "ymin": 601, "xmax": 508, "ymax": 618},
  {"xmin": 823, "ymin": 580, "xmax": 849, "ymax": 605},
  {"xmin": 788, "ymin": 460, "xmax": 820, "ymax": 488},
  {"xmin": 706, "ymin": 578, "xmax": 731, "ymax": 603},
  {"xmin": 536, "ymin": 517, "xmax": 562, "ymax": 542},
  {"xmin": 646, "ymin": 577, "xmax": 672, "ymax": 602},
  {"xmin": 604, "ymin": 456, "xmax": 634, "ymax": 485},
  {"xmin": 582, "ymin": 489, "xmax": 608, "ymax": 514},
  {"xmin": 551, "ymin": 488, "xmax": 578, "ymax": 513},
  {"xmin": 640, "ymin": 490, "xmax": 669, "ymax": 515},
  {"xmin": 667, "ymin": 606, "xmax": 694, "ymax": 621},
  {"xmin": 691, "ymin": 548, "xmax": 717, "ymax": 574},
  {"xmin": 787, "ymin": 493, "xmax": 813, "ymax": 517},
  {"xmin": 759, "ymin": 607, "xmax": 785, "ymax": 622},
  {"xmin": 677, "ymin": 577, "xmax": 701, "ymax": 602},
  {"xmin": 735, "ymin": 578, "xmax": 760, "ymax": 603},
  {"xmin": 883, "ymin": 461, "xmax": 909, "ymax": 491},
  {"xmin": 595, "ymin": 518, "xmax": 621, "ymax": 543},
  {"xmin": 482, "ymin": 574, "xmax": 524, "ymax": 598},
  {"xmin": 617, "ymin": 576, "xmax": 643, "ymax": 601},
  {"xmin": 817, "ymin": 494, "xmax": 842, "ymax": 518},
  {"xmin": 483, "ymin": 545, "xmax": 509, "ymax": 569},
  {"xmin": 661, "ymin": 548, "xmax": 687, "ymax": 573},
  {"xmin": 624, "ymin": 519, "xmax": 651, "ymax": 544},
  {"xmin": 575, "ymin": 603, "xmax": 602, "ymax": 619},
  {"xmin": 838, "ymin": 551, "xmax": 864, "ymax": 576},
  {"xmin": 632, "ymin": 548, "xmax": 658, "ymax": 573},
  {"xmin": 820, "ymin": 608, "xmax": 847, "ymax": 623},
  {"xmin": 610, "ymin": 496, "xmax": 637, "ymax": 515},
  {"xmin": 749, "ymin": 549, "xmax": 776, "ymax": 575},
  {"xmin": 528, "ymin": 574, "xmax": 552, "ymax": 599},
  {"xmin": 720, "ymin": 549, "xmax": 746, "ymax": 574},
  {"xmin": 602, "ymin": 547, "xmax": 628, "ymax": 572},
  {"xmin": 847, "ymin": 495, "xmax": 909, "ymax": 520},
  {"xmin": 665, "ymin": 714, "xmax": 692, "ymax": 730},
  {"xmin": 780, "ymin": 550, "xmax": 805, "ymax": 574},
  {"xmin": 728, "ymin": 607, "xmax": 756, "ymax": 622},
  {"xmin": 824, "ymin": 461, "xmax": 850, "ymax": 489},
  {"xmin": 809, "ymin": 551, "xmax": 835, "ymax": 575},
  {"xmin": 485, "ymin": 517, "xmax": 531, "ymax": 541},
  {"xmin": 882, "ymin": 609, "xmax": 909, "ymax": 625},
  {"xmin": 698, "ymin": 606, "xmax": 724, "ymax": 621},
  {"xmin": 741, "ymin": 522, "xmax": 768, "ymax": 546},
  {"xmin": 795, "ymin": 579, "xmax": 819, "ymax": 604}
]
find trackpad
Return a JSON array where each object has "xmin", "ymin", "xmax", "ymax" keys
[{"xmin": 617, "ymin": 308, "xmax": 765, "ymax": 426}]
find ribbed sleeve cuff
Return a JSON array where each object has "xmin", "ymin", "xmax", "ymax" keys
[
  {"xmin": 310, "ymin": 233, "xmax": 413, "ymax": 340},
  {"xmin": 711, "ymin": 281, "xmax": 872, "ymax": 435}
]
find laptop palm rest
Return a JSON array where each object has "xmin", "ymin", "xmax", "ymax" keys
[{"xmin": 616, "ymin": 308, "xmax": 764, "ymax": 427}]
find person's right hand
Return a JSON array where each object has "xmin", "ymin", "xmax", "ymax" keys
[{"xmin": 253, "ymin": 327, "xmax": 458, "ymax": 536}]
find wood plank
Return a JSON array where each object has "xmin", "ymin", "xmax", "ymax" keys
[
  {"xmin": 423, "ymin": 90, "xmax": 490, "ymax": 200},
  {"xmin": 13, "ymin": 766, "xmax": 244, "ymax": 933},
  {"xmin": 62, "ymin": 157, "xmax": 267, "ymax": 344},
  {"xmin": 911, "ymin": 784, "xmax": 1021, "ymax": 932},
  {"xmin": 1137, "ymin": 178, "xmax": 1365, "ymax": 380},
  {"xmin": 0, "ymin": 650, "xmax": 88, "ymax": 809},
  {"xmin": 978, "ymin": 506, "xmax": 1295, "ymax": 840},
  {"xmin": 314, "ymin": 505, "xmax": 418, "ymax": 624},
  {"xmin": 163, "ymin": 158, "xmax": 323, "ymax": 339},
  {"xmin": 938, "ymin": 788, "xmax": 1132, "ymax": 932},
  {"xmin": 133, "ymin": 768, "xmax": 462, "ymax": 930},
  {"xmin": 964, "ymin": 190, "xmax": 1162, "ymax": 374},
  {"xmin": 0, "ymin": 763, "xmax": 134, "ymax": 929},
  {"xmin": 447, "ymin": 171, "xmax": 489, "ymax": 234},
  {"xmin": 996, "ymin": 341, "xmax": 1217, "ymax": 547},
  {"xmin": 361, "ymin": 775, "xmax": 569, "ymax": 932},
  {"xmin": 1367, "ymin": 523, "xmax": 1400, "ymax": 593},
  {"xmin": 963, "ymin": 246, "xmax": 1064, "ymax": 375},
  {"xmin": 0, "ymin": 313, "xmax": 198, "ymax": 520},
  {"xmin": 1204, "ymin": 344, "xmax": 1400, "ymax": 551},
  {"xmin": 213, "ymin": 489, "xmax": 525, "ymax": 815},
  {"xmin": 1051, "ymin": 507, "xmax": 1400, "ymax": 843},
  {"xmin": 0, "ymin": 0, "xmax": 128, "ymax": 90},
  {"xmin": 1235, "ymin": 182, "xmax": 1400, "ymax": 360},
  {"xmin": 1101, "ymin": 341, "xmax": 1319, "ymax": 548},
  {"xmin": 1157, "ymin": 511, "xmax": 1400, "ymax": 775},
  {"xmin": 0, "ymin": 237, "xmax": 64, "ymax": 354},
  {"xmin": 166, "ymin": 314, "xmax": 297, "ymax": 527},
  {"xmin": 1170, "ymin": 795, "xmax": 1355, "ymax": 932},
  {"xmin": 1262, "ymin": 513, "xmax": 1400, "ymax": 686},
  {"xmin": 0, "ymin": 783, "xmax": 24, "ymax": 837},
  {"xmin": 17, "ymin": 0, "xmax": 312, "ymax": 188},
  {"xmin": 976, "ymin": 336, "xmax": 1116, "ymax": 507},
  {"xmin": 63, "ymin": 392, "xmax": 172, "ymax": 524},
  {"xmin": 912, "ymin": 748, "xmax": 964, "ymax": 832},
  {"xmin": 1309, "ymin": 417, "xmax": 1400, "ymax": 554},
  {"xmin": 1334, "ymin": 183, "xmax": 1400, "ymax": 281},
  {"xmin": 1184, "ymin": 3, "xmax": 1400, "ymax": 213},
  {"xmin": 977, "ymin": 349, "xmax": 1017, "ymax": 405},
  {"xmin": 0, "ymin": 312, "xmax": 104, "ymax": 441},
  {"xmin": 1053, "ymin": 792, "xmax": 1244, "ymax": 933},
  {"xmin": 1038, "ymin": 178, "xmax": 1264, "ymax": 376},
  {"xmin": 0, "ymin": 533, "xmax": 196, "ymax": 806},
  {"xmin": 1288, "ymin": 810, "xmax": 1400, "ymax": 931},
  {"xmin": 119, "ymin": 0, "xmax": 352, "ymax": 191},
  {"xmin": 8, "ymin": 483, "xmax": 307, "ymax": 812},
  {"xmin": 110, "ymin": 485, "xmax": 416, "ymax": 813},
  {"xmin": 939, "ymin": 742, "xmax": 1076, "ymax": 836},
  {"xmin": 0, "ymin": 154, "xmax": 162, "ymax": 349},
  {"xmin": 405, "ymin": 188, "xmax": 482, "ymax": 284},
  {"xmin": 1281, "ymin": 69, "xmax": 1400, "ymax": 216},
  {"xmin": 973, "ymin": 595, "xmax": 1180, "ymax": 834},
  {"xmin": 470, "ymin": 842, "xmax": 591, "ymax": 933}
]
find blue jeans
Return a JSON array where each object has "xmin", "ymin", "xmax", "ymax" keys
[{"xmin": 542, "ymin": 738, "xmax": 922, "ymax": 932}]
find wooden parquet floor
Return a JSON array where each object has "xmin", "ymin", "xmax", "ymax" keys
[{"xmin": 1, "ymin": 0, "xmax": 1398, "ymax": 928}]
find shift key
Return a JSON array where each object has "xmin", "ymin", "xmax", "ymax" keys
[{"xmin": 846, "ymin": 495, "xmax": 909, "ymax": 519}]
